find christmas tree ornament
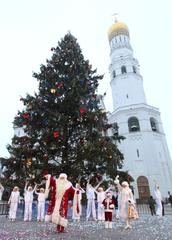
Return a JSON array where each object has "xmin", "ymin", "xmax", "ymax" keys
[
  {"xmin": 56, "ymin": 81, "xmax": 64, "ymax": 88},
  {"xmin": 50, "ymin": 88, "xmax": 56, "ymax": 93},
  {"xmin": 53, "ymin": 131, "xmax": 60, "ymax": 138},
  {"xmin": 79, "ymin": 107, "xmax": 87, "ymax": 114},
  {"xmin": 26, "ymin": 158, "xmax": 32, "ymax": 166},
  {"xmin": 22, "ymin": 113, "xmax": 29, "ymax": 119}
]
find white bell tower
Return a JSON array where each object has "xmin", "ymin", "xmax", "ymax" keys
[{"xmin": 108, "ymin": 19, "xmax": 172, "ymax": 199}]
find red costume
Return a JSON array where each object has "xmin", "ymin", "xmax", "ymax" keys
[
  {"xmin": 44, "ymin": 173, "xmax": 77, "ymax": 233},
  {"xmin": 102, "ymin": 192, "xmax": 115, "ymax": 229}
]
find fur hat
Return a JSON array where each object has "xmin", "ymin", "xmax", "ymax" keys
[
  {"xmin": 59, "ymin": 173, "xmax": 67, "ymax": 179},
  {"xmin": 106, "ymin": 191, "xmax": 112, "ymax": 198},
  {"xmin": 28, "ymin": 186, "xmax": 33, "ymax": 191},
  {"xmin": 98, "ymin": 187, "xmax": 104, "ymax": 192},
  {"xmin": 42, "ymin": 169, "xmax": 49, "ymax": 176},
  {"xmin": 121, "ymin": 181, "xmax": 129, "ymax": 187}
]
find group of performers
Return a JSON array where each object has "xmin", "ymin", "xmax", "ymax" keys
[
  {"xmin": 8, "ymin": 181, "xmax": 45, "ymax": 222},
  {"xmin": 5, "ymin": 172, "xmax": 140, "ymax": 233}
]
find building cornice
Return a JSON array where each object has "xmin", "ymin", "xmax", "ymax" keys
[{"xmin": 109, "ymin": 103, "xmax": 160, "ymax": 117}]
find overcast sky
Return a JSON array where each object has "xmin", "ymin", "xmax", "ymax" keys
[{"xmin": 0, "ymin": 0, "xmax": 172, "ymax": 158}]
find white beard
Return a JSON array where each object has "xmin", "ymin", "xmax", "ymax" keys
[{"xmin": 55, "ymin": 178, "xmax": 71, "ymax": 199}]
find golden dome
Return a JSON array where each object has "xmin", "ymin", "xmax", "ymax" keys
[{"xmin": 108, "ymin": 21, "xmax": 129, "ymax": 41}]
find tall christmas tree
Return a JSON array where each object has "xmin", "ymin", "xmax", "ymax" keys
[{"xmin": 1, "ymin": 33, "xmax": 125, "ymax": 185}]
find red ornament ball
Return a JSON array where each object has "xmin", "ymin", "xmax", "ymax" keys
[
  {"xmin": 53, "ymin": 131, "xmax": 60, "ymax": 138},
  {"xmin": 22, "ymin": 113, "xmax": 29, "ymax": 119},
  {"xmin": 56, "ymin": 81, "xmax": 64, "ymax": 88},
  {"xmin": 79, "ymin": 107, "xmax": 87, "ymax": 114}
]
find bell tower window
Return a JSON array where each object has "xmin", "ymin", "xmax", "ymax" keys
[
  {"xmin": 121, "ymin": 65, "xmax": 127, "ymax": 74},
  {"xmin": 133, "ymin": 66, "xmax": 137, "ymax": 73},
  {"xmin": 150, "ymin": 117, "xmax": 158, "ymax": 132},
  {"xmin": 128, "ymin": 117, "xmax": 140, "ymax": 132},
  {"xmin": 113, "ymin": 70, "xmax": 116, "ymax": 78}
]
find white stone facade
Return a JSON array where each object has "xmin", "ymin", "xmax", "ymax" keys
[{"xmin": 108, "ymin": 22, "xmax": 172, "ymax": 199}]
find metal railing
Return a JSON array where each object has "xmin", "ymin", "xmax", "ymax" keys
[
  {"xmin": 0, "ymin": 202, "xmax": 171, "ymax": 218},
  {"xmin": 0, "ymin": 201, "xmax": 9, "ymax": 216},
  {"xmin": 136, "ymin": 203, "xmax": 172, "ymax": 215},
  {"xmin": 0, "ymin": 201, "xmax": 43, "ymax": 218}
]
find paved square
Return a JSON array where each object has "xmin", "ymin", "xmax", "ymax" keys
[{"xmin": 0, "ymin": 215, "xmax": 172, "ymax": 240}]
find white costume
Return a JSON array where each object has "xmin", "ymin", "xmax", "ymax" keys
[
  {"xmin": 118, "ymin": 185, "xmax": 134, "ymax": 220},
  {"xmin": 8, "ymin": 189, "xmax": 20, "ymax": 220},
  {"xmin": 72, "ymin": 185, "xmax": 85, "ymax": 221},
  {"xmin": 86, "ymin": 181, "xmax": 102, "ymax": 220},
  {"xmin": 24, "ymin": 184, "xmax": 36, "ymax": 221},
  {"xmin": 115, "ymin": 176, "xmax": 135, "ymax": 229},
  {"xmin": 154, "ymin": 185, "xmax": 162, "ymax": 216},
  {"xmin": 35, "ymin": 189, "xmax": 46, "ymax": 221},
  {"xmin": 96, "ymin": 191, "xmax": 105, "ymax": 221},
  {"xmin": 95, "ymin": 187, "xmax": 111, "ymax": 221},
  {"xmin": 86, "ymin": 183, "xmax": 96, "ymax": 220},
  {"xmin": 0, "ymin": 184, "xmax": 4, "ymax": 201}
]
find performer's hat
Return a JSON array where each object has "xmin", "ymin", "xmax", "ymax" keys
[
  {"xmin": 106, "ymin": 191, "xmax": 112, "ymax": 198},
  {"xmin": 42, "ymin": 169, "xmax": 49, "ymax": 176},
  {"xmin": 98, "ymin": 187, "xmax": 103, "ymax": 192},
  {"xmin": 121, "ymin": 181, "xmax": 129, "ymax": 187},
  {"xmin": 59, "ymin": 173, "xmax": 67, "ymax": 179},
  {"xmin": 75, "ymin": 183, "xmax": 80, "ymax": 188}
]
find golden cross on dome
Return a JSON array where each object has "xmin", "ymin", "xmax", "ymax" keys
[{"xmin": 112, "ymin": 13, "xmax": 118, "ymax": 22}]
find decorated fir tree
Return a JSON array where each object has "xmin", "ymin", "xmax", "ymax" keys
[{"xmin": 1, "ymin": 33, "xmax": 126, "ymax": 185}]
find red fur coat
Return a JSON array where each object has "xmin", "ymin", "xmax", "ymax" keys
[{"xmin": 45, "ymin": 176, "xmax": 76, "ymax": 227}]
